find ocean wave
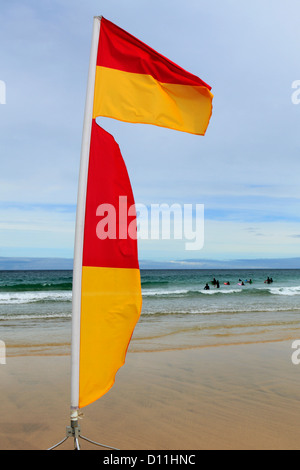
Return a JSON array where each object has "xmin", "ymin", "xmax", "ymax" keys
[
  {"xmin": 1, "ymin": 304, "xmax": 300, "ymax": 321},
  {"xmin": 141, "ymin": 305, "xmax": 300, "ymax": 317},
  {"xmin": 0, "ymin": 291, "xmax": 72, "ymax": 304},
  {"xmin": 200, "ymin": 288, "xmax": 242, "ymax": 295},
  {"xmin": 0, "ymin": 282, "xmax": 72, "ymax": 292},
  {"xmin": 143, "ymin": 289, "xmax": 190, "ymax": 296},
  {"xmin": 142, "ymin": 287, "xmax": 243, "ymax": 297},
  {"xmin": 0, "ymin": 312, "xmax": 71, "ymax": 321},
  {"xmin": 259, "ymin": 286, "xmax": 300, "ymax": 296},
  {"xmin": 1, "ymin": 284, "xmax": 300, "ymax": 305},
  {"xmin": 141, "ymin": 280, "xmax": 169, "ymax": 287},
  {"xmin": 142, "ymin": 285, "xmax": 300, "ymax": 298}
]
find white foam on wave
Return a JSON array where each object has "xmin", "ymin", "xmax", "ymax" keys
[
  {"xmin": 0, "ymin": 312, "xmax": 71, "ymax": 321},
  {"xmin": 142, "ymin": 287, "xmax": 242, "ymax": 296},
  {"xmin": 0, "ymin": 291, "xmax": 72, "ymax": 304},
  {"xmin": 201, "ymin": 288, "xmax": 242, "ymax": 295},
  {"xmin": 267, "ymin": 286, "xmax": 300, "ymax": 296},
  {"xmin": 143, "ymin": 289, "xmax": 188, "ymax": 296}
]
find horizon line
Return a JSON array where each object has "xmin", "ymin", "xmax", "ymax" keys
[{"xmin": 1, "ymin": 256, "xmax": 300, "ymax": 270}]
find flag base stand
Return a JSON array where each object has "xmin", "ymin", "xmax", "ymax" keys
[{"xmin": 48, "ymin": 412, "xmax": 120, "ymax": 450}]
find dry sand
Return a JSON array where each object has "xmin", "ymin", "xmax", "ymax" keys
[{"xmin": 0, "ymin": 340, "xmax": 300, "ymax": 450}]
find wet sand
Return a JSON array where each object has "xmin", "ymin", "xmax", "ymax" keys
[{"xmin": 0, "ymin": 340, "xmax": 300, "ymax": 450}]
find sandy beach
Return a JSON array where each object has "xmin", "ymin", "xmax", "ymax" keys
[{"xmin": 1, "ymin": 339, "xmax": 300, "ymax": 450}]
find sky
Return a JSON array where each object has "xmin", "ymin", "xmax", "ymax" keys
[{"xmin": 1, "ymin": 0, "xmax": 300, "ymax": 264}]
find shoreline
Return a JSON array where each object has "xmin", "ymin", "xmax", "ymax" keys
[
  {"xmin": 1, "ymin": 339, "xmax": 300, "ymax": 450},
  {"xmin": 4, "ymin": 331, "xmax": 300, "ymax": 357}
]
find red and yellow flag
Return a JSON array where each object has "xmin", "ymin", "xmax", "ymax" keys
[
  {"xmin": 79, "ymin": 122, "xmax": 142, "ymax": 408},
  {"xmin": 94, "ymin": 18, "xmax": 213, "ymax": 135},
  {"xmin": 71, "ymin": 16, "xmax": 213, "ymax": 411}
]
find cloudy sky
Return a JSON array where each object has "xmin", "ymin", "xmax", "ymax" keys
[{"xmin": 1, "ymin": 0, "xmax": 300, "ymax": 263}]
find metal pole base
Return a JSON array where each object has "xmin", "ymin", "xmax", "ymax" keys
[
  {"xmin": 66, "ymin": 418, "xmax": 81, "ymax": 450},
  {"xmin": 48, "ymin": 420, "xmax": 119, "ymax": 450}
]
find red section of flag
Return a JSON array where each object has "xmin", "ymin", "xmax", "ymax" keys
[
  {"xmin": 97, "ymin": 17, "xmax": 211, "ymax": 89},
  {"xmin": 82, "ymin": 120, "xmax": 139, "ymax": 269}
]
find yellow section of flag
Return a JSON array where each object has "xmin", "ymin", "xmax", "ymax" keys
[
  {"xmin": 93, "ymin": 66, "xmax": 213, "ymax": 135},
  {"xmin": 79, "ymin": 266, "xmax": 142, "ymax": 409}
]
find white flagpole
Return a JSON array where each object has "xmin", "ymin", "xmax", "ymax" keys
[{"xmin": 70, "ymin": 16, "xmax": 102, "ymax": 416}]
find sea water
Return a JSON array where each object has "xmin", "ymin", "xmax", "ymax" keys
[{"xmin": 1, "ymin": 269, "xmax": 300, "ymax": 356}]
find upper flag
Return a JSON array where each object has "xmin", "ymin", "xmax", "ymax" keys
[
  {"xmin": 71, "ymin": 16, "xmax": 213, "ymax": 413},
  {"xmin": 94, "ymin": 17, "xmax": 213, "ymax": 135}
]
